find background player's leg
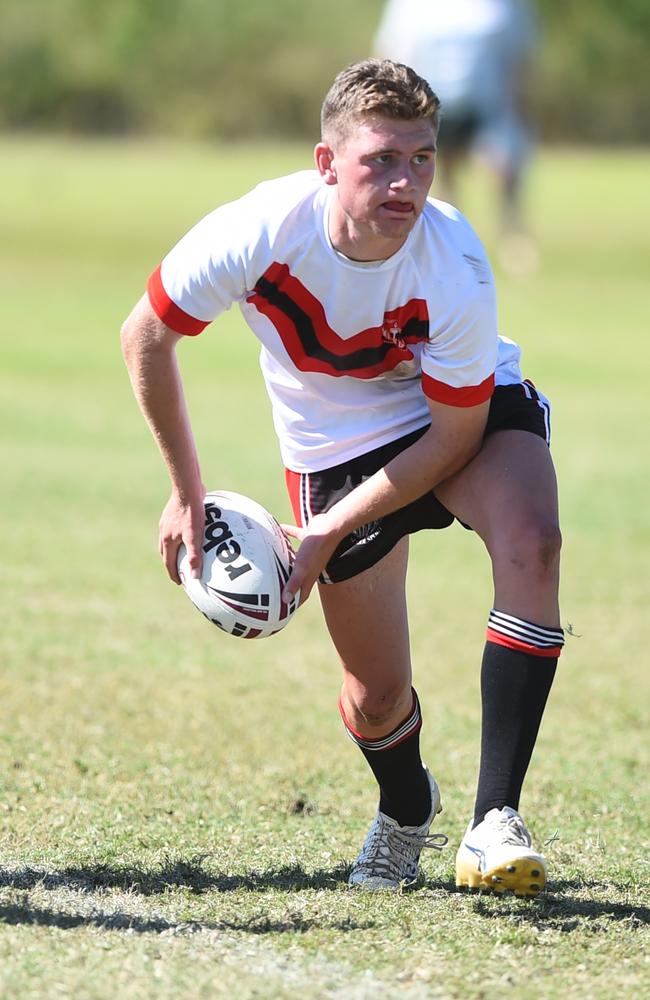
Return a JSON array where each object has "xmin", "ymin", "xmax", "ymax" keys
[
  {"xmin": 435, "ymin": 430, "xmax": 563, "ymax": 823},
  {"xmin": 318, "ymin": 538, "xmax": 433, "ymax": 828}
]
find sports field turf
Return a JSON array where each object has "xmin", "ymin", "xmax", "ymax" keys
[{"xmin": 1, "ymin": 138, "xmax": 649, "ymax": 999}]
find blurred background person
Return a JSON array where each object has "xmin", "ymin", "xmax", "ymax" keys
[{"xmin": 375, "ymin": 0, "xmax": 540, "ymax": 272}]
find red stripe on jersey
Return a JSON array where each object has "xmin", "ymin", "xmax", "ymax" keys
[
  {"xmin": 147, "ymin": 265, "xmax": 209, "ymax": 337},
  {"xmin": 486, "ymin": 628, "xmax": 563, "ymax": 658},
  {"xmin": 284, "ymin": 469, "xmax": 302, "ymax": 524},
  {"xmin": 422, "ymin": 371, "xmax": 494, "ymax": 407},
  {"xmin": 247, "ymin": 262, "xmax": 429, "ymax": 379}
]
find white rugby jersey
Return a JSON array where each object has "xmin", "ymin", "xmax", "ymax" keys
[{"xmin": 147, "ymin": 170, "xmax": 522, "ymax": 472}]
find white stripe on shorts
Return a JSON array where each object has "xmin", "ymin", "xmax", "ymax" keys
[
  {"xmin": 300, "ymin": 472, "xmax": 333, "ymax": 583},
  {"xmin": 523, "ymin": 380, "xmax": 551, "ymax": 443}
]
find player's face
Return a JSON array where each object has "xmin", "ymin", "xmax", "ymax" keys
[{"xmin": 315, "ymin": 115, "xmax": 437, "ymax": 261}]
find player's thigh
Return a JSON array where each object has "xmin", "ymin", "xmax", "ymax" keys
[
  {"xmin": 435, "ymin": 430, "xmax": 560, "ymax": 551},
  {"xmin": 436, "ymin": 431, "xmax": 561, "ymax": 623},
  {"xmin": 317, "ymin": 536, "xmax": 412, "ymax": 693}
]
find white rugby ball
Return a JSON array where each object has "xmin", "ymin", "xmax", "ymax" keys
[{"xmin": 177, "ymin": 490, "xmax": 299, "ymax": 639}]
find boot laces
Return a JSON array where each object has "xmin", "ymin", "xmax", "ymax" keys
[
  {"xmin": 491, "ymin": 811, "xmax": 532, "ymax": 848},
  {"xmin": 353, "ymin": 813, "xmax": 448, "ymax": 883}
]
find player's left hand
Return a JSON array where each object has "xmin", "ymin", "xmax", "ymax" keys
[{"xmin": 281, "ymin": 514, "xmax": 340, "ymax": 605}]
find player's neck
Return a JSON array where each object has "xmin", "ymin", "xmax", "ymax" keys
[{"xmin": 328, "ymin": 210, "xmax": 409, "ymax": 263}]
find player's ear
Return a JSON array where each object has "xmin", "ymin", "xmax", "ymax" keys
[{"xmin": 314, "ymin": 142, "xmax": 337, "ymax": 184}]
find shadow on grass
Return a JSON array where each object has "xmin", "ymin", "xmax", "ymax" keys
[
  {"xmin": 0, "ymin": 858, "xmax": 351, "ymax": 895},
  {"xmin": 447, "ymin": 877, "xmax": 650, "ymax": 928},
  {"xmin": 3, "ymin": 864, "xmax": 646, "ymax": 935},
  {"xmin": 0, "ymin": 899, "xmax": 370, "ymax": 935},
  {"xmin": 0, "ymin": 857, "xmax": 374, "ymax": 935}
]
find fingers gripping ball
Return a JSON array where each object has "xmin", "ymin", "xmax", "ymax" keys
[{"xmin": 177, "ymin": 491, "xmax": 300, "ymax": 639}]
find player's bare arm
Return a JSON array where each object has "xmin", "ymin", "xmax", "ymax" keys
[
  {"xmin": 283, "ymin": 396, "xmax": 489, "ymax": 602},
  {"xmin": 120, "ymin": 295, "xmax": 206, "ymax": 583}
]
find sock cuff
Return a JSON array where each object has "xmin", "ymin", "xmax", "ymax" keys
[
  {"xmin": 486, "ymin": 608, "xmax": 565, "ymax": 657},
  {"xmin": 339, "ymin": 689, "xmax": 422, "ymax": 751}
]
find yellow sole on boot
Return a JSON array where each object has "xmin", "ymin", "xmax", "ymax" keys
[{"xmin": 456, "ymin": 856, "xmax": 546, "ymax": 898}]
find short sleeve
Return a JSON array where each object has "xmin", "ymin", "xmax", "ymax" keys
[
  {"xmin": 420, "ymin": 246, "xmax": 498, "ymax": 408},
  {"xmin": 147, "ymin": 199, "xmax": 254, "ymax": 336}
]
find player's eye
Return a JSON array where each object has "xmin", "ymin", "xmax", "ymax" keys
[{"xmin": 412, "ymin": 153, "xmax": 433, "ymax": 165}]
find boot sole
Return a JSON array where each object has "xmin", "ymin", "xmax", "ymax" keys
[{"xmin": 456, "ymin": 855, "xmax": 546, "ymax": 898}]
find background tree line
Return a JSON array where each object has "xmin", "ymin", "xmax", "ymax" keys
[{"xmin": 1, "ymin": 0, "xmax": 648, "ymax": 142}]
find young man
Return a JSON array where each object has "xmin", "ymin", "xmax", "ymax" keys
[{"xmin": 121, "ymin": 60, "xmax": 562, "ymax": 896}]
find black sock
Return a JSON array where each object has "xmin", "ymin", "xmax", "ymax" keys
[
  {"xmin": 473, "ymin": 610, "xmax": 564, "ymax": 827},
  {"xmin": 340, "ymin": 689, "xmax": 432, "ymax": 827}
]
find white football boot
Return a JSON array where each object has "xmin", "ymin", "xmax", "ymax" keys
[
  {"xmin": 455, "ymin": 806, "xmax": 547, "ymax": 897},
  {"xmin": 348, "ymin": 768, "xmax": 447, "ymax": 890}
]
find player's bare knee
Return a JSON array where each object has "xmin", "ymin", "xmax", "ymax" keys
[
  {"xmin": 352, "ymin": 684, "xmax": 411, "ymax": 730},
  {"xmin": 539, "ymin": 520, "xmax": 562, "ymax": 570},
  {"xmin": 494, "ymin": 517, "xmax": 562, "ymax": 577},
  {"xmin": 524, "ymin": 519, "xmax": 561, "ymax": 574}
]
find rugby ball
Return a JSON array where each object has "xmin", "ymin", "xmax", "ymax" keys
[{"xmin": 177, "ymin": 491, "xmax": 299, "ymax": 639}]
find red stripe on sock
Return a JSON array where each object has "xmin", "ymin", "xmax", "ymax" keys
[
  {"xmin": 338, "ymin": 693, "xmax": 421, "ymax": 748},
  {"xmin": 338, "ymin": 695, "xmax": 365, "ymax": 741},
  {"xmin": 486, "ymin": 628, "xmax": 563, "ymax": 658},
  {"xmin": 375, "ymin": 719, "xmax": 422, "ymax": 750}
]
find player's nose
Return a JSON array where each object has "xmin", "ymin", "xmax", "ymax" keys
[{"xmin": 389, "ymin": 163, "xmax": 416, "ymax": 191}]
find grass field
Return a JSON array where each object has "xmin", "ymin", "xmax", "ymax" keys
[{"xmin": 1, "ymin": 137, "xmax": 649, "ymax": 999}]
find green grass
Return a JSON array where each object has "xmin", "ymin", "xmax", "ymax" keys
[{"xmin": 1, "ymin": 137, "xmax": 649, "ymax": 999}]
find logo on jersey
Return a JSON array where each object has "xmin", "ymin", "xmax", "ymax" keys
[
  {"xmin": 462, "ymin": 254, "xmax": 491, "ymax": 285},
  {"xmin": 381, "ymin": 320, "xmax": 407, "ymax": 349},
  {"xmin": 247, "ymin": 262, "xmax": 429, "ymax": 379}
]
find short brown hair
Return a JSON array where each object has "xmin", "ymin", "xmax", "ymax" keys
[{"xmin": 321, "ymin": 59, "xmax": 440, "ymax": 146}]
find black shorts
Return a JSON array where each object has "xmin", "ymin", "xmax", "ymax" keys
[{"xmin": 285, "ymin": 381, "xmax": 551, "ymax": 584}]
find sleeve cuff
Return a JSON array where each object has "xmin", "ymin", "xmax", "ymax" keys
[
  {"xmin": 422, "ymin": 371, "xmax": 494, "ymax": 407},
  {"xmin": 146, "ymin": 265, "xmax": 210, "ymax": 336}
]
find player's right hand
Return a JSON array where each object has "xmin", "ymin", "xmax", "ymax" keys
[
  {"xmin": 281, "ymin": 513, "xmax": 342, "ymax": 605},
  {"xmin": 159, "ymin": 492, "xmax": 206, "ymax": 584}
]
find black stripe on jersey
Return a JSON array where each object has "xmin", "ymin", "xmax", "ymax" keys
[{"xmin": 249, "ymin": 267, "xmax": 429, "ymax": 376}]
